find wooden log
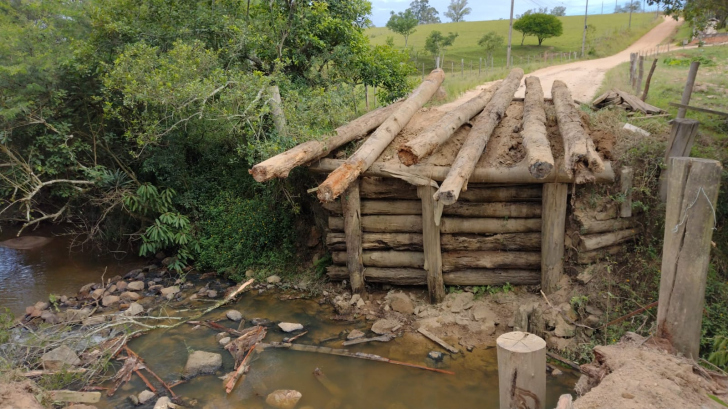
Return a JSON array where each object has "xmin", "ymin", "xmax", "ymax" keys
[
  {"xmin": 435, "ymin": 68, "xmax": 524, "ymax": 205},
  {"xmin": 657, "ymin": 157, "xmax": 722, "ymax": 360},
  {"xmin": 497, "ymin": 332, "xmax": 546, "ymax": 409},
  {"xmin": 313, "ymin": 368, "xmax": 346, "ymax": 397},
  {"xmin": 620, "ymin": 167, "xmax": 634, "ymax": 218},
  {"xmin": 441, "ymin": 233, "xmax": 541, "ymax": 251},
  {"xmin": 636, "ymin": 55, "xmax": 644, "ymax": 95},
  {"xmin": 317, "ymin": 69, "xmax": 445, "ymax": 202},
  {"xmin": 576, "ymin": 217, "xmax": 638, "ymax": 234},
  {"xmin": 326, "ymin": 266, "xmax": 426, "ymax": 285},
  {"xmin": 575, "ymin": 244, "xmax": 623, "ymax": 264},
  {"xmin": 442, "ymin": 269, "xmax": 540, "ymax": 286},
  {"xmin": 578, "ymin": 228, "xmax": 639, "ymax": 251},
  {"xmin": 641, "ymin": 58, "xmax": 658, "ymax": 102},
  {"xmin": 342, "ymin": 181, "xmax": 365, "ymax": 294},
  {"xmin": 329, "ymin": 215, "xmax": 420, "ymax": 233},
  {"xmin": 323, "ymin": 200, "xmax": 421, "ymax": 215},
  {"xmin": 541, "ymin": 183, "xmax": 567, "ymax": 294},
  {"xmin": 269, "ymin": 85, "xmax": 287, "ymax": 135},
  {"xmin": 398, "ymin": 81, "xmax": 502, "ymax": 165},
  {"xmin": 326, "ymin": 232, "xmax": 423, "ymax": 251},
  {"xmin": 552, "ymin": 80, "xmax": 605, "ymax": 178},
  {"xmin": 326, "ymin": 200, "xmax": 541, "ymax": 218},
  {"xmin": 342, "ymin": 334, "xmax": 395, "ymax": 347},
  {"xmin": 309, "ymin": 159, "xmax": 616, "ymax": 184},
  {"xmin": 521, "ymin": 77, "xmax": 554, "ymax": 179},
  {"xmin": 418, "ymin": 327, "xmax": 459, "ymax": 353},
  {"xmin": 419, "ymin": 185, "xmax": 445, "ymax": 303},
  {"xmin": 250, "ymin": 102, "xmax": 402, "ymax": 182},
  {"xmin": 458, "ymin": 186, "xmax": 541, "ymax": 202},
  {"xmin": 442, "ymin": 251, "xmax": 541, "ymax": 272},
  {"xmin": 360, "ymin": 177, "xmax": 418, "ymax": 199},
  {"xmin": 659, "ymin": 118, "xmax": 700, "ymax": 201},
  {"xmin": 332, "ymin": 251, "xmax": 424, "ymax": 268},
  {"xmin": 440, "ymin": 218, "xmax": 541, "ymax": 234},
  {"xmin": 676, "ymin": 61, "xmax": 700, "ymax": 119}
]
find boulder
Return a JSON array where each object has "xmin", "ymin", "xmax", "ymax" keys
[
  {"xmin": 371, "ymin": 319, "xmax": 400, "ymax": 335},
  {"xmin": 106, "ymin": 284, "xmax": 117, "ymax": 294},
  {"xmin": 266, "ymin": 275, "xmax": 281, "ymax": 284},
  {"xmin": 138, "ymin": 390, "xmax": 155, "ymax": 404},
  {"xmin": 90, "ymin": 289, "xmax": 105, "ymax": 300},
  {"xmin": 183, "ymin": 351, "xmax": 222, "ymax": 378},
  {"xmin": 226, "ymin": 310, "xmax": 243, "ymax": 322},
  {"xmin": 101, "ymin": 295, "xmax": 120, "ymax": 307},
  {"xmin": 551, "ymin": 368, "xmax": 563, "ymax": 376},
  {"xmin": 120, "ymin": 292, "xmax": 141, "ymax": 302},
  {"xmin": 82, "ymin": 315, "xmax": 106, "ymax": 326},
  {"xmin": 124, "ymin": 302, "xmax": 144, "ymax": 317},
  {"xmin": 278, "ymin": 322, "xmax": 304, "ymax": 332},
  {"xmin": 554, "ymin": 315, "xmax": 576, "ymax": 338},
  {"xmin": 160, "ymin": 286, "xmax": 180, "ymax": 300},
  {"xmin": 153, "ymin": 396, "xmax": 175, "ymax": 409},
  {"xmin": 265, "ymin": 390, "xmax": 302, "ymax": 409},
  {"xmin": 34, "ymin": 301, "xmax": 49, "ymax": 311},
  {"xmin": 215, "ymin": 332, "xmax": 229, "ymax": 342},
  {"xmin": 41, "ymin": 345, "xmax": 81, "ymax": 370},
  {"xmin": 387, "ymin": 293, "xmax": 414, "ymax": 315},
  {"xmin": 347, "ymin": 329, "xmax": 365, "ymax": 340},
  {"xmin": 116, "ymin": 281, "xmax": 128, "ymax": 292},
  {"xmin": 206, "ymin": 290, "xmax": 218, "ymax": 298},
  {"xmin": 65, "ymin": 308, "xmax": 92, "ymax": 323},
  {"xmin": 218, "ymin": 337, "xmax": 231, "ymax": 347},
  {"xmin": 127, "ymin": 281, "xmax": 145, "ymax": 291},
  {"xmin": 449, "ymin": 292, "xmax": 474, "ymax": 313},
  {"xmin": 41, "ymin": 311, "xmax": 60, "ymax": 324}
]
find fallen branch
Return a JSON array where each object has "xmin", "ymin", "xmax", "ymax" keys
[
  {"xmin": 546, "ymin": 351, "xmax": 581, "ymax": 371},
  {"xmin": 284, "ymin": 331, "xmax": 308, "ymax": 343},
  {"xmin": 313, "ymin": 367, "xmax": 345, "ymax": 397},
  {"xmin": 225, "ymin": 343, "xmax": 257, "ymax": 394},
  {"xmin": 125, "ymin": 346, "xmax": 177, "ymax": 399},
  {"xmin": 601, "ymin": 300, "xmax": 658, "ymax": 329},
  {"xmin": 342, "ymin": 334, "xmax": 395, "ymax": 346},
  {"xmin": 417, "ymin": 327, "xmax": 459, "ymax": 354}
]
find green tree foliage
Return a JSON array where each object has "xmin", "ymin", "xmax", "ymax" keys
[
  {"xmin": 386, "ymin": 10, "xmax": 419, "ymax": 47},
  {"xmin": 408, "ymin": 0, "xmax": 441, "ymax": 24},
  {"xmin": 615, "ymin": 1, "xmax": 642, "ymax": 12},
  {"xmin": 513, "ymin": 13, "xmax": 564, "ymax": 46},
  {"xmin": 649, "ymin": 0, "xmax": 727, "ymax": 29},
  {"xmin": 425, "ymin": 31, "xmax": 459, "ymax": 64},
  {"xmin": 550, "ymin": 6, "xmax": 567, "ymax": 16},
  {"xmin": 444, "ymin": 0, "xmax": 472, "ymax": 23},
  {"xmin": 477, "ymin": 31, "xmax": 505, "ymax": 58}
]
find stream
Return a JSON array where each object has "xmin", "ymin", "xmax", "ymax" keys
[{"xmin": 0, "ymin": 229, "xmax": 578, "ymax": 409}]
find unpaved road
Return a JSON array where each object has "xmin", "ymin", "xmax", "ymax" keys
[{"xmin": 444, "ymin": 16, "xmax": 682, "ymax": 109}]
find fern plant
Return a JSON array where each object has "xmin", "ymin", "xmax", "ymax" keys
[{"xmin": 708, "ymin": 335, "xmax": 728, "ymax": 370}]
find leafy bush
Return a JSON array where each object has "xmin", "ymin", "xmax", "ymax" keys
[{"xmin": 663, "ymin": 55, "xmax": 714, "ymax": 66}]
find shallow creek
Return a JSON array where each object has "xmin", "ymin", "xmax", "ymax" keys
[{"xmin": 0, "ymin": 230, "xmax": 578, "ymax": 409}]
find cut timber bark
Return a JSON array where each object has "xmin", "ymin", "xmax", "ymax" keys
[
  {"xmin": 317, "ymin": 69, "xmax": 445, "ymax": 202},
  {"xmin": 576, "ymin": 217, "xmax": 639, "ymax": 234},
  {"xmin": 575, "ymin": 244, "xmax": 623, "ymax": 264},
  {"xmin": 591, "ymin": 89, "xmax": 663, "ymax": 114},
  {"xmin": 440, "ymin": 218, "xmax": 541, "ymax": 234},
  {"xmin": 419, "ymin": 185, "xmax": 445, "ymax": 303},
  {"xmin": 325, "ymin": 200, "xmax": 541, "ymax": 218},
  {"xmin": 342, "ymin": 181, "xmax": 364, "ymax": 294},
  {"xmin": 326, "ymin": 266, "xmax": 426, "ymax": 285},
  {"xmin": 441, "ymin": 233, "xmax": 541, "ymax": 251},
  {"xmin": 435, "ymin": 68, "xmax": 524, "ymax": 205},
  {"xmin": 657, "ymin": 158, "xmax": 722, "ymax": 360},
  {"xmin": 541, "ymin": 183, "xmax": 568, "ymax": 294},
  {"xmin": 659, "ymin": 119, "xmax": 700, "ymax": 202},
  {"xmin": 620, "ymin": 167, "xmax": 634, "ymax": 218},
  {"xmin": 310, "ymin": 159, "xmax": 616, "ymax": 184},
  {"xmin": 497, "ymin": 332, "xmax": 546, "ymax": 409},
  {"xmin": 361, "ymin": 177, "xmax": 418, "ymax": 199},
  {"xmin": 442, "ymin": 251, "xmax": 540, "ymax": 271},
  {"xmin": 578, "ymin": 228, "xmax": 639, "ymax": 251},
  {"xmin": 552, "ymin": 80, "xmax": 605, "ymax": 178},
  {"xmin": 521, "ymin": 77, "xmax": 554, "ymax": 179},
  {"xmin": 399, "ymin": 81, "xmax": 502, "ymax": 165},
  {"xmin": 418, "ymin": 327, "xmax": 459, "ymax": 353},
  {"xmin": 250, "ymin": 102, "xmax": 402, "ymax": 182},
  {"xmin": 323, "ymin": 200, "xmax": 421, "ymax": 215},
  {"xmin": 442, "ymin": 270, "xmax": 539, "ymax": 286},
  {"xmin": 329, "ymin": 215, "xmax": 421, "ymax": 232},
  {"xmin": 332, "ymin": 251, "xmax": 424, "ymax": 268},
  {"xmin": 326, "ymin": 232, "xmax": 423, "ymax": 251},
  {"xmin": 459, "ymin": 186, "xmax": 541, "ymax": 202}
]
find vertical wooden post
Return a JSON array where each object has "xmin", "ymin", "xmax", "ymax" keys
[
  {"xmin": 641, "ymin": 58, "xmax": 658, "ymax": 102},
  {"xmin": 620, "ymin": 167, "xmax": 634, "ymax": 218},
  {"xmin": 268, "ymin": 85, "xmax": 287, "ymax": 135},
  {"xmin": 677, "ymin": 61, "xmax": 700, "ymax": 119},
  {"xmin": 479, "ymin": 57, "xmax": 482, "ymax": 76},
  {"xmin": 636, "ymin": 55, "xmax": 644, "ymax": 94},
  {"xmin": 418, "ymin": 185, "xmax": 445, "ymax": 304},
  {"xmin": 541, "ymin": 183, "xmax": 568, "ymax": 294},
  {"xmin": 364, "ymin": 85, "xmax": 370, "ymax": 111},
  {"xmin": 657, "ymin": 157, "xmax": 722, "ymax": 359},
  {"xmin": 497, "ymin": 332, "xmax": 546, "ymax": 409},
  {"xmin": 629, "ymin": 53, "xmax": 636, "ymax": 86},
  {"xmin": 342, "ymin": 180, "xmax": 365, "ymax": 295},
  {"xmin": 461, "ymin": 58, "xmax": 464, "ymax": 76},
  {"xmin": 659, "ymin": 119, "xmax": 700, "ymax": 201}
]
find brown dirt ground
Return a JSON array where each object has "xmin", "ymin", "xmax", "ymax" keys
[{"xmin": 0, "ymin": 381, "xmax": 44, "ymax": 409}]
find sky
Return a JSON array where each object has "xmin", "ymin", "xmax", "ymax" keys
[{"xmin": 368, "ymin": 0, "xmax": 656, "ymax": 27}]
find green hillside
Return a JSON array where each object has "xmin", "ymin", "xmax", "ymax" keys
[{"xmin": 367, "ymin": 13, "xmax": 662, "ymax": 71}]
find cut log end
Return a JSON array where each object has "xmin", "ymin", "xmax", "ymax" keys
[
  {"xmin": 434, "ymin": 190, "xmax": 458, "ymax": 206},
  {"xmin": 529, "ymin": 161, "xmax": 554, "ymax": 180},
  {"xmin": 397, "ymin": 148, "xmax": 419, "ymax": 167},
  {"xmin": 317, "ymin": 161, "xmax": 364, "ymax": 202}
]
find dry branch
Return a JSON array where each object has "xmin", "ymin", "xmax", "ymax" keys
[
  {"xmin": 521, "ymin": 77, "xmax": 554, "ymax": 179},
  {"xmin": 418, "ymin": 327, "xmax": 459, "ymax": 353}
]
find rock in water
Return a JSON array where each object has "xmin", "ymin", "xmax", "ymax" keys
[
  {"xmin": 41, "ymin": 345, "xmax": 81, "ymax": 370},
  {"xmin": 278, "ymin": 322, "xmax": 304, "ymax": 332},
  {"xmin": 101, "ymin": 295, "xmax": 120, "ymax": 307},
  {"xmin": 226, "ymin": 310, "xmax": 243, "ymax": 322},
  {"xmin": 120, "ymin": 291, "xmax": 141, "ymax": 302},
  {"xmin": 265, "ymin": 390, "xmax": 302, "ymax": 409},
  {"xmin": 387, "ymin": 293, "xmax": 414, "ymax": 315},
  {"xmin": 371, "ymin": 319, "xmax": 400, "ymax": 335},
  {"xmin": 266, "ymin": 275, "xmax": 281, "ymax": 284},
  {"xmin": 153, "ymin": 396, "xmax": 175, "ymax": 409},
  {"xmin": 138, "ymin": 390, "xmax": 155, "ymax": 404},
  {"xmin": 124, "ymin": 302, "xmax": 144, "ymax": 316},
  {"xmin": 347, "ymin": 329, "xmax": 365, "ymax": 340},
  {"xmin": 127, "ymin": 281, "xmax": 145, "ymax": 291},
  {"xmin": 427, "ymin": 351, "xmax": 444, "ymax": 361},
  {"xmin": 184, "ymin": 351, "xmax": 222, "ymax": 378},
  {"xmin": 551, "ymin": 368, "xmax": 563, "ymax": 376},
  {"xmin": 160, "ymin": 286, "xmax": 179, "ymax": 300}
]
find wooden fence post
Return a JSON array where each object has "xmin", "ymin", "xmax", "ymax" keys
[
  {"xmin": 365, "ymin": 85, "xmax": 370, "ymax": 111},
  {"xmin": 497, "ymin": 331, "xmax": 546, "ymax": 409},
  {"xmin": 419, "ymin": 185, "xmax": 445, "ymax": 303},
  {"xmin": 620, "ymin": 167, "xmax": 634, "ymax": 218},
  {"xmin": 657, "ymin": 157, "xmax": 722, "ymax": 359},
  {"xmin": 677, "ymin": 61, "xmax": 700, "ymax": 119},
  {"xmin": 636, "ymin": 55, "xmax": 645, "ymax": 94},
  {"xmin": 541, "ymin": 183, "xmax": 568, "ymax": 294},
  {"xmin": 641, "ymin": 58, "xmax": 658, "ymax": 102},
  {"xmin": 342, "ymin": 180, "xmax": 365, "ymax": 294},
  {"xmin": 659, "ymin": 119, "xmax": 700, "ymax": 201}
]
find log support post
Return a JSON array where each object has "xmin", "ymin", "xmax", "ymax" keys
[
  {"xmin": 659, "ymin": 118, "xmax": 700, "ymax": 201},
  {"xmin": 541, "ymin": 183, "xmax": 568, "ymax": 294},
  {"xmin": 497, "ymin": 331, "xmax": 546, "ymax": 409},
  {"xmin": 677, "ymin": 61, "xmax": 700, "ymax": 119},
  {"xmin": 657, "ymin": 157, "xmax": 722, "ymax": 359},
  {"xmin": 419, "ymin": 185, "xmax": 445, "ymax": 303},
  {"xmin": 342, "ymin": 180, "xmax": 365, "ymax": 295},
  {"xmin": 268, "ymin": 85, "xmax": 286, "ymax": 135},
  {"xmin": 620, "ymin": 167, "xmax": 634, "ymax": 218}
]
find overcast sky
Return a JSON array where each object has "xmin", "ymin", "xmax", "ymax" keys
[{"xmin": 368, "ymin": 0, "xmax": 655, "ymax": 27}]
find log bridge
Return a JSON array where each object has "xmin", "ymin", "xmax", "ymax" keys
[{"xmin": 251, "ymin": 69, "xmax": 637, "ymax": 303}]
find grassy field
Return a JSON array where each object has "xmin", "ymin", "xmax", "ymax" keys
[{"xmin": 367, "ymin": 12, "xmax": 662, "ymax": 71}]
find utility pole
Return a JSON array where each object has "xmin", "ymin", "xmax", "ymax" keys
[
  {"xmin": 582, "ymin": 0, "xmax": 589, "ymax": 57},
  {"xmin": 629, "ymin": 0, "xmax": 633, "ymax": 29},
  {"xmin": 507, "ymin": 0, "xmax": 515, "ymax": 68}
]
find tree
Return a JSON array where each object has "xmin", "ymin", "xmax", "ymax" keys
[
  {"xmin": 386, "ymin": 10, "xmax": 419, "ymax": 46},
  {"xmin": 648, "ymin": 0, "xmax": 727, "ymax": 30},
  {"xmin": 424, "ymin": 31, "xmax": 459, "ymax": 63},
  {"xmin": 615, "ymin": 1, "xmax": 641, "ymax": 12},
  {"xmin": 444, "ymin": 0, "xmax": 472, "ymax": 22},
  {"xmin": 408, "ymin": 0, "xmax": 441, "ymax": 24},
  {"xmin": 478, "ymin": 31, "xmax": 504, "ymax": 59},
  {"xmin": 550, "ymin": 6, "xmax": 567, "ymax": 16},
  {"xmin": 512, "ymin": 13, "xmax": 564, "ymax": 46}
]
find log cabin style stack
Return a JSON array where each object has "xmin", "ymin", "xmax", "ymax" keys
[{"xmin": 250, "ymin": 69, "xmax": 636, "ymax": 304}]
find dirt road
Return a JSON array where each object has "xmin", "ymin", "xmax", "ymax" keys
[{"xmin": 443, "ymin": 16, "xmax": 682, "ymax": 110}]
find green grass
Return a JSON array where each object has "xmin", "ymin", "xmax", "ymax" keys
[{"xmin": 367, "ymin": 12, "xmax": 662, "ymax": 71}]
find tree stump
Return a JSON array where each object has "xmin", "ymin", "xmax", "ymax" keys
[{"xmin": 497, "ymin": 331, "xmax": 546, "ymax": 409}]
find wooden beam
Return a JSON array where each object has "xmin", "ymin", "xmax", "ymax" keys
[
  {"xmin": 659, "ymin": 118, "xmax": 700, "ymax": 201},
  {"xmin": 521, "ymin": 76, "xmax": 554, "ymax": 179},
  {"xmin": 620, "ymin": 167, "xmax": 634, "ymax": 218},
  {"xmin": 668, "ymin": 102, "xmax": 728, "ymax": 118},
  {"xmin": 541, "ymin": 183, "xmax": 568, "ymax": 294},
  {"xmin": 342, "ymin": 181, "xmax": 365, "ymax": 294},
  {"xmin": 497, "ymin": 332, "xmax": 546, "ymax": 409},
  {"xmin": 419, "ymin": 185, "xmax": 445, "ymax": 303},
  {"xmin": 327, "ymin": 266, "xmax": 540, "ymax": 286}
]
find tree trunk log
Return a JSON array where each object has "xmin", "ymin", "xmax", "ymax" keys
[
  {"xmin": 574, "ymin": 244, "xmax": 623, "ymax": 264},
  {"xmin": 326, "ymin": 266, "xmax": 426, "ymax": 285},
  {"xmin": 318, "ymin": 69, "xmax": 445, "ymax": 202},
  {"xmin": 541, "ymin": 183, "xmax": 567, "ymax": 294},
  {"xmin": 441, "ymin": 233, "xmax": 541, "ymax": 251},
  {"xmin": 552, "ymin": 80, "xmax": 605, "ymax": 178},
  {"xmin": 360, "ymin": 177, "xmax": 418, "ymax": 199},
  {"xmin": 268, "ymin": 85, "xmax": 287, "ymax": 136},
  {"xmin": 521, "ymin": 77, "xmax": 554, "ymax": 179},
  {"xmin": 620, "ymin": 167, "xmax": 634, "ymax": 218},
  {"xmin": 327, "ymin": 266, "xmax": 539, "ymax": 286},
  {"xmin": 323, "ymin": 200, "xmax": 421, "ymax": 215},
  {"xmin": 398, "ymin": 81, "xmax": 502, "ymax": 165},
  {"xmin": 332, "ymin": 251, "xmax": 425, "ymax": 268},
  {"xmin": 326, "ymin": 232, "xmax": 423, "ymax": 251},
  {"xmin": 576, "ymin": 217, "xmax": 638, "ymax": 234},
  {"xmin": 250, "ymin": 102, "xmax": 401, "ymax": 182},
  {"xmin": 497, "ymin": 332, "xmax": 546, "ymax": 409},
  {"xmin": 440, "ymin": 218, "xmax": 541, "ymax": 234},
  {"xmin": 325, "ymin": 200, "xmax": 541, "ymax": 218},
  {"xmin": 435, "ymin": 68, "xmax": 524, "ymax": 205},
  {"xmin": 342, "ymin": 181, "xmax": 364, "ymax": 294},
  {"xmin": 329, "ymin": 215, "xmax": 421, "ymax": 232},
  {"xmin": 419, "ymin": 185, "xmax": 445, "ymax": 303},
  {"xmin": 442, "ymin": 251, "xmax": 541, "ymax": 271},
  {"xmin": 578, "ymin": 228, "xmax": 639, "ymax": 251}
]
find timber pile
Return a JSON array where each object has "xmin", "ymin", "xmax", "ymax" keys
[
  {"xmin": 591, "ymin": 89, "xmax": 664, "ymax": 114},
  {"xmin": 250, "ymin": 68, "xmax": 625, "ymax": 295}
]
